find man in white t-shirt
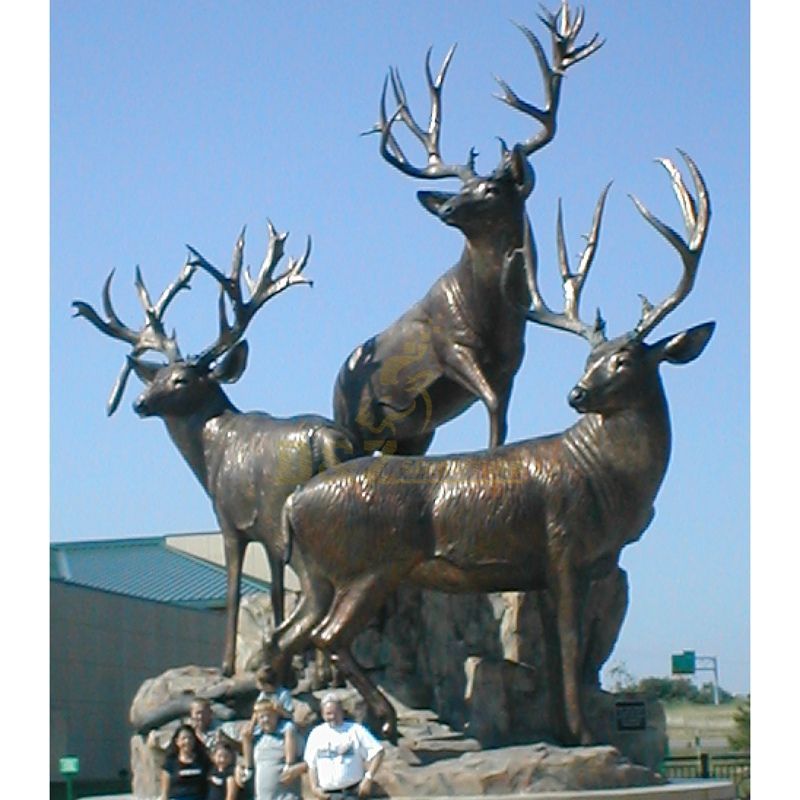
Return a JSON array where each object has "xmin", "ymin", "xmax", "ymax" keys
[{"xmin": 303, "ymin": 693, "xmax": 384, "ymax": 799}]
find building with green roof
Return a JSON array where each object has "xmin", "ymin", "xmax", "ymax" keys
[{"xmin": 51, "ymin": 532, "xmax": 276, "ymax": 785}]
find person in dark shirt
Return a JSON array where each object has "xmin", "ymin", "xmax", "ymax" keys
[
  {"xmin": 160, "ymin": 723, "xmax": 210, "ymax": 800},
  {"xmin": 207, "ymin": 741, "xmax": 239, "ymax": 800}
]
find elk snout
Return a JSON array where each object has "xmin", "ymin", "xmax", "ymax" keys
[
  {"xmin": 133, "ymin": 394, "xmax": 153, "ymax": 417},
  {"xmin": 568, "ymin": 385, "xmax": 589, "ymax": 412}
]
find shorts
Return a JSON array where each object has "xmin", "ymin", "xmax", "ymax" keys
[{"xmin": 324, "ymin": 781, "xmax": 361, "ymax": 798}]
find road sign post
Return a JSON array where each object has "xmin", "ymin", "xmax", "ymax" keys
[
  {"xmin": 671, "ymin": 650, "xmax": 696, "ymax": 675},
  {"xmin": 59, "ymin": 755, "xmax": 80, "ymax": 800},
  {"xmin": 671, "ymin": 650, "xmax": 720, "ymax": 704}
]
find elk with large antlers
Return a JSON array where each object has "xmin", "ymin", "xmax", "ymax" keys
[
  {"xmin": 333, "ymin": 1, "xmax": 603, "ymax": 455},
  {"xmin": 270, "ymin": 153, "xmax": 713, "ymax": 744},
  {"xmin": 73, "ymin": 222, "xmax": 357, "ymax": 676}
]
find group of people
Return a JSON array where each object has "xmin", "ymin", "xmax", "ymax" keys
[{"xmin": 154, "ymin": 667, "xmax": 384, "ymax": 800}]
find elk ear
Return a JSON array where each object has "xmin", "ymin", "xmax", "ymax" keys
[
  {"xmin": 127, "ymin": 355, "xmax": 162, "ymax": 384},
  {"xmin": 510, "ymin": 145, "xmax": 534, "ymax": 198},
  {"xmin": 652, "ymin": 321, "xmax": 715, "ymax": 365},
  {"xmin": 212, "ymin": 340, "xmax": 249, "ymax": 384},
  {"xmin": 417, "ymin": 190, "xmax": 457, "ymax": 219}
]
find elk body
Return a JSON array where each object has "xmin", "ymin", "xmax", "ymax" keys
[
  {"xmin": 73, "ymin": 223, "xmax": 356, "ymax": 676},
  {"xmin": 333, "ymin": 3, "xmax": 603, "ymax": 455},
  {"xmin": 271, "ymin": 154, "xmax": 713, "ymax": 744}
]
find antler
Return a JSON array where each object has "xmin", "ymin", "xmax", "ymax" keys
[
  {"xmin": 630, "ymin": 151, "xmax": 710, "ymax": 340},
  {"xmin": 72, "ymin": 258, "xmax": 197, "ymax": 414},
  {"xmin": 187, "ymin": 220, "xmax": 312, "ymax": 367},
  {"xmin": 368, "ymin": 46, "xmax": 478, "ymax": 182},
  {"xmin": 513, "ymin": 183, "xmax": 610, "ymax": 346},
  {"xmin": 495, "ymin": 1, "xmax": 604, "ymax": 157}
]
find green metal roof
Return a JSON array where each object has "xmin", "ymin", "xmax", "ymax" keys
[{"xmin": 50, "ymin": 536, "xmax": 268, "ymax": 609}]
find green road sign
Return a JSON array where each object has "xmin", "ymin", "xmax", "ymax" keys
[
  {"xmin": 59, "ymin": 755, "xmax": 80, "ymax": 776},
  {"xmin": 671, "ymin": 650, "xmax": 696, "ymax": 675}
]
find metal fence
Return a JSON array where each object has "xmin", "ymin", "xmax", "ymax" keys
[{"xmin": 663, "ymin": 752, "xmax": 750, "ymax": 799}]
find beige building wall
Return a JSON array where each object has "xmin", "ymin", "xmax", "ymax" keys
[
  {"xmin": 50, "ymin": 580, "xmax": 226, "ymax": 782},
  {"xmin": 165, "ymin": 531, "xmax": 300, "ymax": 591}
]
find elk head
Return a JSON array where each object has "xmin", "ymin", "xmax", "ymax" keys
[
  {"xmin": 369, "ymin": 2, "xmax": 603, "ymax": 241},
  {"xmin": 73, "ymin": 221, "xmax": 312, "ymax": 420},
  {"xmin": 513, "ymin": 150, "xmax": 714, "ymax": 412},
  {"xmin": 128, "ymin": 342, "xmax": 249, "ymax": 420}
]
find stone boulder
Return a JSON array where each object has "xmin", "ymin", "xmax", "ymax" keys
[
  {"xmin": 129, "ymin": 665, "xmax": 255, "ymax": 731},
  {"xmin": 129, "ymin": 677, "xmax": 665, "ymax": 798},
  {"xmin": 128, "ymin": 562, "xmax": 667, "ymax": 795},
  {"xmin": 342, "ymin": 566, "xmax": 665, "ymax": 767},
  {"xmin": 376, "ymin": 742, "xmax": 664, "ymax": 797}
]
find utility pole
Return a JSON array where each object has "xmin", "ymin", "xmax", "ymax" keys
[
  {"xmin": 696, "ymin": 655, "xmax": 720, "ymax": 705},
  {"xmin": 671, "ymin": 650, "xmax": 721, "ymax": 704}
]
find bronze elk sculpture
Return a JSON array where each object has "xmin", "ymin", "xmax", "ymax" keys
[
  {"xmin": 269, "ymin": 153, "xmax": 713, "ymax": 744},
  {"xmin": 333, "ymin": 2, "xmax": 603, "ymax": 455},
  {"xmin": 73, "ymin": 222, "xmax": 357, "ymax": 676}
]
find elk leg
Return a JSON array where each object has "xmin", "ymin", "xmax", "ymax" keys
[
  {"xmin": 311, "ymin": 570, "xmax": 399, "ymax": 648},
  {"xmin": 269, "ymin": 570, "xmax": 334, "ymax": 661},
  {"xmin": 222, "ymin": 530, "xmax": 247, "ymax": 676},
  {"xmin": 441, "ymin": 344, "xmax": 503, "ymax": 445},
  {"xmin": 311, "ymin": 573, "xmax": 401, "ymax": 739},
  {"xmin": 489, "ymin": 379, "xmax": 513, "ymax": 449},
  {"xmin": 332, "ymin": 646, "xmax": 398, "ymax": 742},
  {"xmin": 555, "ymin": 561, "xmax": 592, "ymax": 744},
  {"xmin": 537, "ymin": 587, "xmax": 570, "ymax": 743},
  {"xmin": 266, "ymin": 545, "xmax": 285, "ymax": 628}
]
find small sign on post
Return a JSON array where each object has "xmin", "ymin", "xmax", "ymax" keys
[
  {"xmin": 671, "ymin": 650, "xmax": 696, "ymax": 675},
  {"xmin": 615, "ymin": 700, "xmax": 647, "ymax": 731},
  {"xmin": 59, "ymin": 755, "xmax": 80, "ymax": 800},
  {"xmin": 59, "ymin": 756, "xmax": 80, "ymax": 775}
]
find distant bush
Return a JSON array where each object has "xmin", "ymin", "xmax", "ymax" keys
[
  {"xmin": 636, "ymin": 677, "xmax": 734, "ymax": 704},
  {"xmin": 608, "ymin": 663, "xmax": 736, "ymax": 704},
  {"xmin": 728, "ymin": 696, "xmax": 750, "ymax": 750},
  {"xmin": 637, "ymin": 676, "xmax": 698, "ymax": 702},
  {"xmin": 696, "ymin": 681, "xmax": 734, "ymax": 704}
]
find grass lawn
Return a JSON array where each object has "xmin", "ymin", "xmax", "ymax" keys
[{"xmin": 664, "ymin": 700, "xmax": 741, "ymax": 755}]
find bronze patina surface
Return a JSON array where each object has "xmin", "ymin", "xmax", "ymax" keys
[
  {"xmin": 73, "ymin": 222, "xmax": 357, "ymax": 677},
  {"xmin": 333, "ymin": 3, "xmax": 602, "ymax": 455},
  {"xmin": 269, "ymin": 154, "xmax": 713, "ymax": 745}
]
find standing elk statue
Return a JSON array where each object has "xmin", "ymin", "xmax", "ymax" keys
[
  {"xmin": 270, "ymin": 153, "xmax": 713, "ymax": 744},
  {"xmin": 73, "ymin": 221, "xmax": 357, "ymax": 676},
  {"xmin": 333, "ymin": 1, "xmax": 603, "ymax": 455}
]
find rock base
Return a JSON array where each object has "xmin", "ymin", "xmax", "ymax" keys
[
  {"xmin": 130, "ymin": 669, "xmax": 666, "ymax": 798},
  {"xmin": 376, "ymin": 741, "xmax": 663, "ymax": 797}
]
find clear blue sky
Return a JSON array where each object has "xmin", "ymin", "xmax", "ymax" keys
[{"xmin": 49, "ymin": 1, "xmax": 750, "ymax": 695}]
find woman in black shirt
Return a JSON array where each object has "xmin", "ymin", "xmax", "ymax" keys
[{"xmin": 160, "ymin": 723, "xmax": 210, "ymax": 800}]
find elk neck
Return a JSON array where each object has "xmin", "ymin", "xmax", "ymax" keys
[
  {"xmin": 160, "ymin": 392, "xmax": 240, "ymax": 496},
  {"xmin": 462, "ymin": 218, "xmax": 524, "ymax": 278},
  {"xmin": 456, "ymin": 218, "xmax": 528, "ymax": 316},
  {"xmin": 561, "ymin": 388, "xmax": 672, "ymax": 525}
]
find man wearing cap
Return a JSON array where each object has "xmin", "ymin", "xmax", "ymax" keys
[{"xmin": 303, "ymin": 693, "xmax": 384, "ymax": 799}]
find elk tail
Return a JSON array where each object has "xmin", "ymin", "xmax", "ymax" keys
[{"xmin": 312, "ymin": 425, "xmax": 362, "ymax": 474}]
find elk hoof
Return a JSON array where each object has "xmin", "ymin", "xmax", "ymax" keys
[{"xmin": 221, "ymin": 661, "xmax": 234, "ymax": 678}]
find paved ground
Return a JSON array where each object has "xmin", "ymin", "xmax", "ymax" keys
[{"xmin": 81, "ymin": 781, "xmax": 736, "ymax": 800}]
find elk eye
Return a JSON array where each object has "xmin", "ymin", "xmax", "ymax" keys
[
  {"xmin": 612, "ymin": 354, "xmax": 631, "ymax": 371},
  {"xmin": 173, "ymin": 375, "xmax": 188, "ymax": 387}
]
